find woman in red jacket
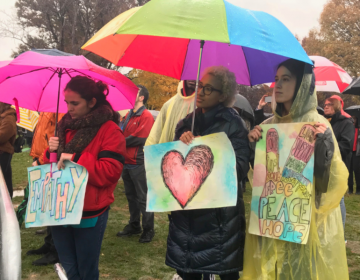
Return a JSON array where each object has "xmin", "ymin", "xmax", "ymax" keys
[{"xmin": 45, "ymin": 76, "xmax": 126, "ymax": 280}]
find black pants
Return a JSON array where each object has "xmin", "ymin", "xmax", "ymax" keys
[
  {"xmin": 348, "ymin": 151, "xmax": 360, "ymax": 193},
  {"xmin": 0, "ymin": 152, "xmax": 13, "ymax": 198},
  {"xmin": 177, "ymin": 270, "xmax": 239, "ymax": 280},
  {"xmin": 123, "ymin": 165, "xmax": 154, "ymax": 230},
  {"xmin": 44, "ymin": 227, "xmax": 57, "ymax": 253}
]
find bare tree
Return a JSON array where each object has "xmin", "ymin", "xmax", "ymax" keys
[{"xmin": 0, "ymin": 0, "xmax": 150, "ymax": 66}]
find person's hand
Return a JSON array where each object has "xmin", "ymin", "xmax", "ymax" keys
[
  {"xmin": 49, "ymin": 137, "xmax": 59, "ymax": 152},
  {"xmin": 180, "ymin": 131, "xmax": 195, "ymax": 145},
  {"xmin": 314, "ymin": 123, "xmax": 327, "ymax": 139},
  {"xmin": 257, "ymin": 95, "xmax": 268, "ymax": 110},
  {"xmin": 32, "ymin": 160, "xmax": 38, "ymax": 167},
  {"xmin": 57, "ymin": 153, "xmax": 73, "ymax": 170},
  {"xmin": 248, "ymin": 125, "xmax": 263, "ymax": 142}
]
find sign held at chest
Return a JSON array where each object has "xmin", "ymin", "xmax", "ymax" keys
[{"xmin": 25, "ymin": 162, "xmax": 88, "ymax": 228}]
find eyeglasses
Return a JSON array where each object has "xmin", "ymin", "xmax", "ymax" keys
[
  {"xmin": 198, "ymin": 84, "xmax": 222, "ymax": 96},
  {"xmin": 324, "ymin": 103, "xmax": 333, "ymax": 108}
]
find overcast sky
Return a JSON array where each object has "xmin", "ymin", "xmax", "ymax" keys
[{"xmin": 0, "ymin": 0, "xmax": 328, "ymax": 61}]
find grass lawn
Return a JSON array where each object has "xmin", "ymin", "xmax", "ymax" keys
[{"xmin": 11, "ymin": 151, "xmax": 360, "ymax": 279}]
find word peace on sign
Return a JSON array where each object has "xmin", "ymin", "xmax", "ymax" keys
[{"xmin": 250, "ymin": 123, "xmax": 316, "ymax": 244}]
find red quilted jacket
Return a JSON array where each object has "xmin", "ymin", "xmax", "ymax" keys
[{"xmin": 122, "ymin": 106, "xmax": 154, "ymax": 165}]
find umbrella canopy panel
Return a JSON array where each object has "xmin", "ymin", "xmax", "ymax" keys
[
  {"xmin": 345, "ymin": 105, "xmax": 360, "ymax": 117},
  {"xmin": 343, "ymin": 77, "xmax": 360, "ymax": 96},
  {"xmin": 11, "ymin": 106, "xmax": 39, "ymax": 132}
]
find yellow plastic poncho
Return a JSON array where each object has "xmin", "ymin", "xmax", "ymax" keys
[
  {"xmin": 242, "ymin": 69, "xmax": 349, "ymax": 280},
  {"xmin": 145, "ymin": 81, "xmax": 195, "ymax": 146}
]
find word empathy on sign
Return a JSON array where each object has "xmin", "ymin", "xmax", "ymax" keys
[
  {"xmin": 144, "ymin": 132, "xmax": 237, "ymax": 212},
  {"xmin": 249, "ymin": 123, "xmax": 316, "ymax": 244},
  {"xmin": 25, "ymin": 162, "xmax": 88, "ymax": 228}
]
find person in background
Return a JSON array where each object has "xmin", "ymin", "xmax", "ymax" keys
[
  {"xmin": 117, "ymin": 85, "xmax": 155, "ymax": 243},
  {"xmin": 24, "ymin": 112, "xmax": 64, "ymax": 266},
  {"xmin": 0, "ymin": 102, "xmax": 16, "ymax": 198},
  {"xmin": 348, "ymin": 116, "xmax": 360, "ymax": 194},
  {"xmin": 244, "ymin": 59, "xmax": 348, "ymax": 280},
  {"xmin": 232, "ymin": 94, "xmax": 254, "ymax": 193},
  {"xmin": 167, "ymin": 66, "xmax": 250, "ymax": 280},
  {"xmin": 324, "ymin": 95, "xmax": 354, "ymax": 236},
  {"xmin": 45, "ymin": 76, "xmax": 126, "ymax": 280},
  {"xmin": 145, "ymin": 80, "xmax": 196, "ymax": 146},
  {"xmin": 232, "ymin": 94, "xmax": 255, "ymax": 132}
]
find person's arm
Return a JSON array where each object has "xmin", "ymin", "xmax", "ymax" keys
[
  {"xmin": 229, "ymin": 118, "xmax": 251, "ymax": 182},
  {"xmin": 0, "ymin": 115, "xmax": 16, "ymax": 144},
  {"xmin": 314, "ymin": 128, "xmax": 334, "ymax": 193},
  {"xmin": 254, "ymin": 108, "xmax": 267, "ymax": 126},
  {"xmin": 145, "ymin": 106, "xmax": 167, "ymax": 146},
  {"xmin": 73, "ymin": 127, "xmax": 126, "ymax": 188},
  {"xmin": 43, "ymin": 147, "xmax": 51, "ymax": 164},
  {"xmin": 337, "ymin": 121, "xmax": 354, "ymax": 162},
  {"xmin": 126, "ymin": 113, "xmax": 154, "ymax": 147},
  {"xmin": 173, "ymin": 118, "xmax": 189, "ymax": 141}
]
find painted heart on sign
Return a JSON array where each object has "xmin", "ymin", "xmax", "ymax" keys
[{"xmin": 161, "ymin": 145, "xmax": 214, "ymax": 208}]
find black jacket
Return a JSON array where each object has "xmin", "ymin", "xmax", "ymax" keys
[
  {"xmin": 329, "ymin": 111, "xmax": 354, "ymax": 170},
  {"xmin": 165, "ymin": 105, "xmax": 250, "ymax": 274}
]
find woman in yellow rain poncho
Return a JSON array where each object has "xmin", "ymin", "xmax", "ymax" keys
[{"xmin": 243, "ymin": 59, "xmax": 349, "ymax": 280}]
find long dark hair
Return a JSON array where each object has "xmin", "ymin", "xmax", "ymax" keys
[{"xmin": 65, "ymin": 75, "xmax": 120, "ymax": 124}]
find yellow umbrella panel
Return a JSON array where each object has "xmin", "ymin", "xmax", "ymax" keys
[{"xmin": 11, "ymin": 106, "xmax": 39, "ymax": 132}]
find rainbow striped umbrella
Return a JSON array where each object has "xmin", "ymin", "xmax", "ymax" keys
[
  {"xmin": 83, "ymin": 0, "xmax": 311, "ymax": 85},
  {"xmin": 83, "ymin": 0, "xmax": 312, "ymax": 131}
]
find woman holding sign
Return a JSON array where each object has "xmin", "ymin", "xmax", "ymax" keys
[
  {"xmin": 244, "ymin": 59, "xmax": 349, "ymax": 280},
  {"xmin": 166, "ymin": 66, "xmax": 251, "ymax": 280},
  {"xmin": 45, "ymin": 76, "xmax": 126, "ymax": 280}
]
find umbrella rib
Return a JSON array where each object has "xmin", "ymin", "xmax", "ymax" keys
[
  {"xmin": 67, "ymin": 68, "xmax": 115, "ymax": 87},
  {"xmin": 42, "ymin": 71, "xmax": 57, "ymax": 91},
  {"xmin": 5, "ymin": 67, "xmax": 54, "ymax": 80},
  {"xmin": 67, "ymin": 69, "xmax": 93, "ymax": 79},
  {"xmin": 64, "ymin": 69, "xmax": 73, "ymax": 79},
  {"xmin": 36, "ymin": 68, "xmax": 60, "ymax": 111}
]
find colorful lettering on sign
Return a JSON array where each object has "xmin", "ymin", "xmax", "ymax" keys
[
  {"xmin": 25, "ymin": 162, "xmax": 88, "ymax": 228},
  {"xmin": 250, "ymin": 123, "xmax": 316, "ymax": 244}
]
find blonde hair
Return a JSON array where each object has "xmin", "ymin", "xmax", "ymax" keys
[
  {"xmin": 327, "ymin": 98, "xmax": 342, "ymax": 113},
  {"xmin": 201, "ymin": 66, "xmax": 237, "ymax": 107}
]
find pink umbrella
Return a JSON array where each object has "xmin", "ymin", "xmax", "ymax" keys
[
  {"xmin": 267, "ymin": 56, "xmax": 352, "ymax": 93},
  {"xmin": 0, "ymin": 51, "xmax": 138, "ymax": 113}
]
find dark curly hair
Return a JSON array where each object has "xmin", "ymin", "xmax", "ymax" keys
[{"xmin": 64, "ymin": 75, "xmax": 120, "ymax": 124}]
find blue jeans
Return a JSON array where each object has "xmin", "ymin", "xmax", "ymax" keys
[
  {"xmin": 340, "ymin": 196, "xmax": 346, "ymax": 237},
  {"xmin": 51, "ymin": 209, "xmax": 109, "ymax": 280}
]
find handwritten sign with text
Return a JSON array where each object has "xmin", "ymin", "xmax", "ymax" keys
[
  {"xmin": 25, "ymin": 162, "xmax": 88, "ymax": 228},
  {"xmin": 249, "ymin": 123, "xmax": 316, "ymax": 244}
]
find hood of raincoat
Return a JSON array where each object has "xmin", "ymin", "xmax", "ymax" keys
[
  {"xmin": 145, "ymin": 81, "xmax": 195, "ymax": 146},
  {"xmin": 328, "ymin": 95, "xmax": 351, "ymax": 118},
  {"xmin": 244, "ymin": 63, "xmax": 349, "ymax": 280}
]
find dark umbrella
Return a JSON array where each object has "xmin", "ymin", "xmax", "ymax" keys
[
  {"xmin": 233, "ymin": 94, "xmax": 255, "ymax": 125},
  {"xmin": 15, "ymin": 48, "xmax": 74, "ymax": 58},
  {"xmin": 345, "ymin": 105, "xmax": 360, "ymax": 116},
  {"xmin": 342, "ymin": 77, "xmax": 360, "ymax": 95},
  {"xmin": 317, "ymin": 106, "xmax": 324, "ymax": 116}
]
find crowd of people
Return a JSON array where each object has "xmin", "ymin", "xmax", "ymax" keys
[{"xmin": 0, "ymin": 58, "xmax": 355, "ymax": 279}]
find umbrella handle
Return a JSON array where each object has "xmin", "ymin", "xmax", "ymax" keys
[
  {"xmin": 50, "ymin": 153, "xmax": 57, "ymax": 163},
  {"xmin": 191, "ymin": 40, "xmax": 205, "ymax": 134}
]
